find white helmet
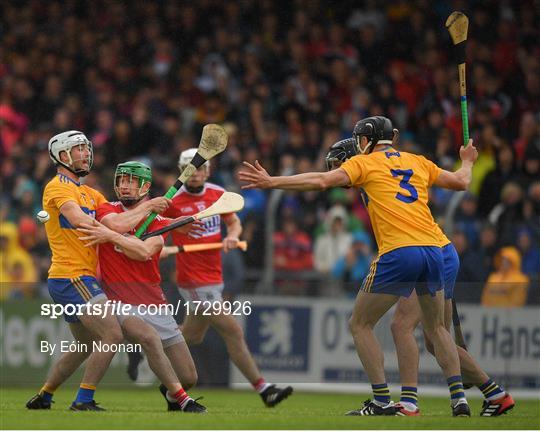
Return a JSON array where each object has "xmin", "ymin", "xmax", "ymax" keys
[
  {"xmin": 178, "ymin": 148, "xmax": 209, "ymax": 171},
  {"xmin": 48, "ymin": 130, "xmax": 93, "ymax": 176}
]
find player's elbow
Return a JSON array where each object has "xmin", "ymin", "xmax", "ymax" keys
[
  {"xmin": 454, "ymin": 179, "xmax": 468, "ymax": 191},
  {"xmin": 318, "ymin": 176, "xmax": 332, "ymax": 191},
  {"xmin": 129, "ymin": 248, "xmax": 152, "ymax": 261}
]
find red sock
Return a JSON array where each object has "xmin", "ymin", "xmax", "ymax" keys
[
  {"xmin": 252, "ymin": 378, "xmax": 270, "ymax": 393},
  {"xmin": 173, "ymin": 388, "xmax": 190, "ymax": 408}
]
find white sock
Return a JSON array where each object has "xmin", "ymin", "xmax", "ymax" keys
[
  {"xmin": 373, "ymin": 399, "xmax": 392, "ymax": 407},
  {"xmin": 257, "ymin": 383, "xmax": 272, "ymax": 394},
  {"xmin": 452, "ymin": 397, "xmax": 468, "ymax": 407},
  {"xmin": 487, "ymin": 390, "xmax": 505, "ymax": 401},
  {"xmin": 165, "ymin": 391, "xmax": 177, "ymax": 403}
]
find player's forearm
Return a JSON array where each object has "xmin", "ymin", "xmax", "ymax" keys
[
  {"xmin": 268, "ymin": 172, "xmax": 328, "ymax": 191},
  {"xmin": 108, "ymin": 232, "xmax": 153, "ymax": 261},
  {"xmin": 225, "ymin": 216, "xmax": 242, "ymax": 239},
  {"xmin": 102, "ymin": 203, "xmax": 152, "ymax": 233},
  {"xmin": 453, "ymin": 161, "xmax": 474, "ymax": 190}
]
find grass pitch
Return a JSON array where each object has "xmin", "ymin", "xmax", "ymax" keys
[{"xmin": 1, "ymin": 387, "xmax": 539, "ymax": 429}]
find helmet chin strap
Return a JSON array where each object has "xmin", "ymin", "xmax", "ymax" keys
[
  {"xmin": 358, "ymin": 138, "xmax": 374, "ymax": 154},
  {"xmin": 55, "ymin": 152, "xmax": 90, "ymax": 177},
  {"xmin": 358, "ymin": 139, "xmax": 394, "ymax": 154}
]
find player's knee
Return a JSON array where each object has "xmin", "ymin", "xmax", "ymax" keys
[
  {"xmin": 137, "ymin": 332, "xmax": 162, "ymax": 351},
  {"xmin": 105, "ymin": 328, "xmax": 124, "ymax": 346},
  {"xmin": 182, "ymin": 370, "xmax": 198, "ymax": 390},
  {"xmin": 225, "ymin": 320, "xmax": 244, "ymax": 341},
  {"xmin": 390, "ymin": 318, "xmax": 402, "ymax": 338},
  {"xmin": 183, "ymin": 331, "xmax": 205, "ymax": 345},
  {"xmin": 348, "ymin": 316, "xmax": 365, "ymax": 336}
]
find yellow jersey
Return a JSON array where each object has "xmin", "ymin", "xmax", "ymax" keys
[
  {"xmin": 341, "ymin": 148, "xmax": 449, "ymax": 256},
  {"xmin": 42, "ymin": 174, "xmax": 107, "ymax": 278}
]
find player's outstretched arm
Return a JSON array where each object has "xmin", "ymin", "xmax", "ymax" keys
[
  {"xmin": 78, "ymin": 221, "xmax": 163, "ymax": 261},
  {"xmin": 100, "ymin": 197, "xmax": 172, "ymax": 233},
  {"xmin": 434, "ymin": 139, "xmax": 478, "ymax": 191},
  {"xmin": 59, "ymin": 201, "xmax": 101, "ymax": 228},
  {"xmin": 238, "ymin": 160, "xmax": 350, "ymax": 191}
]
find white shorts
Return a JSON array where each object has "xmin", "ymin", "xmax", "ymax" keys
[
  {"xmin": 116, "ymin": 303, "xmax": 184, "ymax": 348},
  {"xmin": 178, "ymin": 284, "xmax": 224, "ymax": 313}
]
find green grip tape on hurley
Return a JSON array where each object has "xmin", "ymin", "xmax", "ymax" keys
[
  {"xmin": 460, "ymin": 96, "xmax": 469, "ymax": 146},
  {"xmin": 135, "ymin": 185, "xmax": 179, "ymax": 238}
]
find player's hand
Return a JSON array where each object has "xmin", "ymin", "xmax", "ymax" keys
[
  {"xmin": 77, "ymin": 220, "xmax": 116, "ymax": 246},
  {"xmin": 223, "ymin": 236, "xmax": 239, "ymax": 253},
  {"xmin": 170, "ymin": 216, "xmax": 195, "ymax": 234},
  {"xmin": 238, "ymin": 160, "xmax": 273, "ymax": 189},
  {"xmin": 147, "ymin": 197, "xmax": 172, "ymax": 214},
  {"xmin": 459, "ymin": 140, "xmax": 478, "ymax": 164}
]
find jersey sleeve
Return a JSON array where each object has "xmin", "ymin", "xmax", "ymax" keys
[
  {"xmin": 92, "ymin": 189, "xmax": 108, "ymax": 207},
  {"xmin": 96, "ymin": 202, "xmax": 116, "ymax": 222},
  {"xmin": 340, "ymin": 156, "xmax": 367, "ymax": 186},
  {"xmin": 43, "ymin": 181, "xmax": 78, "ymax": 209},
  {"xmin": 418, "ymin": 156, "xmax": 442, "ymax": 187},
  {"xmin": 150, "ymin": 215, "xmax": 171, "ymax": 242}
]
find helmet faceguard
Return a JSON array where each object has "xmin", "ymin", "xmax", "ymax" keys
[
  {"xmin": 352, "ymin": 116, "xmax": 396, "ymax": 155},
  {"xmin": 114, "ymin": 161, "xmax": 152, "ymax": 207},
  {"xmin": 48, "ymin": 130, "xmax": 93, "ymax": 177},
  {"xmin": 325, "ymin": 138, "xmax": 360, "ymax": 171},
  {"xmin": 178, "ymin": 148, "xmax": 209, "ymax": 193}
]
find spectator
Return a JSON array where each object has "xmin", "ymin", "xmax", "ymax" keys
[
  {"xmin": 452, "ymin": 230, "xmax": 484, "ymax": 303},
  {"xmin": 516, "ymin": 228, "xmax": 540, "ymax": 282},
  {"xmin": 476, "ymin": 223, "xmax": 499, "ymax": 283},
  {"xmin": 478, "ymin": 145, "xmax": 517, "ymax": 217},
  {"xmin": 313, "ymin": 205, "xmax": 353, "ymax": 295},
  {"xmin": 331, "ymin": 231, "xmax": 373, "ymax": 297},
  {"xmin": 0, "ymin": 222, "xmax": 38, "ymax": 299},
  {"xmin": 454, "ymin": 193, "xmax": 481, "ymax": 246},
  {"xmin": 488, "ymin": 182, "xmax": 524, "ymax": 245},
  {"xmin": 482, "ymin": 247, "xmax": 529, "ymax": 307},
  {"xmin": 273, "ymin": 217, "xmax": 313, "ymax": 272}
]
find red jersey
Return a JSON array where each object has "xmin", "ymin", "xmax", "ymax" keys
[
  {"xmin": 96, "ymin": 201, "xmax": 169, "ymax": 305},
  {"xmin": 162, "ymin": 183, "xmax": 231, "ymax": 288}
]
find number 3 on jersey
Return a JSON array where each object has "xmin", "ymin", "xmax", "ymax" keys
[{"xmin": 390, "ymin": 169, "xmax": 418, "ymax": 203}]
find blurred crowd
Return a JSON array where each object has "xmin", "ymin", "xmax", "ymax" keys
[{"xmin": 1, "ymin": 0, "xmax": 539, "ymax": 304}]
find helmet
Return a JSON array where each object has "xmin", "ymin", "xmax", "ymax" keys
[
  {"xmin": 352, "ymin": 116, "xmax": 395, "ymax": 154},
  {"xmin": 178, "ymin": 148, "xmax": 209, "ymax": 171},
  {"xmin": 48, "ymin": 130, "xmax": 93, "ymax": 176},
  {"xmin": 114, "ymin": 161, "xmax": 152, "ymax": 206},
  {"xmin": 325, "ymin": 138, "xmax": 359, "ymax": 170}
]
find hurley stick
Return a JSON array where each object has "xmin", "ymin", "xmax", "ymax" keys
[{"xmin": 446, "ymin": 11, "xmax": 470, "ymax": 146}]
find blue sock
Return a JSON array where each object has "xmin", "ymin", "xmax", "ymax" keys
[
  {"xmin": 447, "ymin": 375, "xmax": 465, "ymax": 402},
  {"xmin": 400, "ymin": 386, "xmax": 418, "ymax": 407},
  {"xmin": 478, "ymin": 379, "xmax": 505, "ymax": 400},
  {"xmin": 372, "ymin": 383, "xmax": 391, "ymax": 405},
  {"xmin": 39, "ymin": 386, "xmax": 54, "ymax": 403},
  {"xmin": 75, "ymin": 384, "xmax": 96, "ymax": 404}
]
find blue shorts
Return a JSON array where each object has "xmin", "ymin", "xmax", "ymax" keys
[
  {"xmin": 48, "ymin": 276, "xmax": 106, "ymax": 322},
  {"xmin": 362, "ymin": 246, "xmax": 444, "ymax": 297},
  {"xmin": 442, "ymin": 243, "xmax": 459, "ymax": 299}
]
